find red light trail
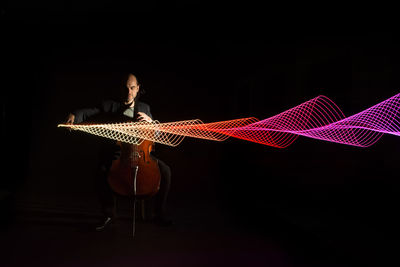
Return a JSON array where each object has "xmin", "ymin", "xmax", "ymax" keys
[{"xmin": 59, "ymin": 93, "xmax": 400, "ymax": 148}]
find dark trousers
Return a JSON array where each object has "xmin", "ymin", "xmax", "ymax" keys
[{"xmin": 95, "ymin": 157, "xmax": 171, "ymax": 219}]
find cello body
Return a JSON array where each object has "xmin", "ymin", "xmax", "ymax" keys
[{"xmin": 107, "ymin": 139, "xmax": 161, "ymax": 198}]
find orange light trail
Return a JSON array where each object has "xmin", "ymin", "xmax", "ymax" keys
[
  {"xmin": 58, "ymin": 118, "xmax": 258, "ymax": 147},
  {"xmin": 58, "ymin": 93, "xmax": 400, "ymax": 148}
]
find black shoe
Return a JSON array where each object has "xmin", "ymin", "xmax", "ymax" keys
[
  {"xmin": 95, "ymin": 217, "xmax": 114, "ymax": 231},
  {"xmin": 153, "ymin": 216, "xmax": 174, "ymax": 227}
]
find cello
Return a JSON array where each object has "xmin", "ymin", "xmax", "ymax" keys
[
  {"xmin": 107, "ymin": 123, "xmax": 161, "ymax": 237},
  {"xmin": 107, "ymin": 139, "xmax": 161, "ymax": 198}
]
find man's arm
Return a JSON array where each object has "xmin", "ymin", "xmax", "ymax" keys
[
  {"xmin": 137, "ymin": 102, "xmax": 153, "ymax": 122},
  {"xmin": 137, "ymin": 112, "xmax": 153, "ymax": 122},
  {"xmin": 65, "ymin": 101, "xmax": 114, "ymax": 124},
  {"xmin": 71, "ymin": 107, "xmax": 102, "ymax": 124}
]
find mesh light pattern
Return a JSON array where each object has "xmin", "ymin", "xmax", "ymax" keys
[
  {"xmin": 58, "ymin": 118, "xmax": 258, "ymax": 147},
  {"xmin": 59, "ymin": 93, "xmax": 400, "ymax": 148}
]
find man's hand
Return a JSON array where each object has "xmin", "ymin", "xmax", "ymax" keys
[
  {"xmin": 137, "ymin": 112, "xmax": 153, "ymax": 123},
  {"xmin": 65, "ymin": 113, "xmax": 75, "ymax": 125}
]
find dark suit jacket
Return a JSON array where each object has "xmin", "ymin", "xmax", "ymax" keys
[
  {"xmin": 72, "ymin": 100, "xmax": 154, "ymax": 163},
  {"xmin": 72, "ymin": 100, "xmax": 153, "ymax": 124}
]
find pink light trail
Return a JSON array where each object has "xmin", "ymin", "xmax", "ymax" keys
[
  {"xmin": 215, "ymin": 93, "xmax": 400, "ymax": 147},
  {"xmin": 59, "ymin": 93, "xmax": 400, "ymax": 148}
]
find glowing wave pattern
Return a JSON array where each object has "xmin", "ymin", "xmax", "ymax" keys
[{"xmin": 58, "ymin": 93, "xmax": 400, "ymax": 148}]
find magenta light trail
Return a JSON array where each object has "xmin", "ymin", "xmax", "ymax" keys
[
  {"xmin": 59, "ymin": 93, "xmax": 400, "ymax": 148},
  {"xmin": 221, "ymin": 93, "xmax": 400, "ymax": 147}
]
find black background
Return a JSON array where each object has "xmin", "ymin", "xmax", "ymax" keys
[{"xmin": 2, "ymin": 2, "xmax": 400, "ymax": 266}]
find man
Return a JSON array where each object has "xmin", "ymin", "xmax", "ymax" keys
[{"xmin": 65, "ymin": 73, "xmax": 172, "ymax": 230}]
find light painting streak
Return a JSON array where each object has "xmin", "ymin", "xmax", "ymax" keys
[{"xmin": 58, "ymin": 93, "xmax": 400, "ymax": 148}]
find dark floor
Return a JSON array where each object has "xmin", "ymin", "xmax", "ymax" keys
[
  {"xmin": 2, "ymin": 198, "xmax": 390, "ymax": 267},
  {"xmin": 2, "ymin": 221, "xmax": 286, "ymax": 267}
]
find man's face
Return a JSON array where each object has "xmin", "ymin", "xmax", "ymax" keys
[{"xmin": 123, "ymin": 74, "xmax": 140, "ymax": 103}]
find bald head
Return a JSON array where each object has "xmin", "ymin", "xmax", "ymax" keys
[
  {"xmin": 126, "ymin": 74, "xmax": 138, "ymax": 86},
  {"xmin": 122, "ymin": 73, "xmax": 140, "ymax": 105}
]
